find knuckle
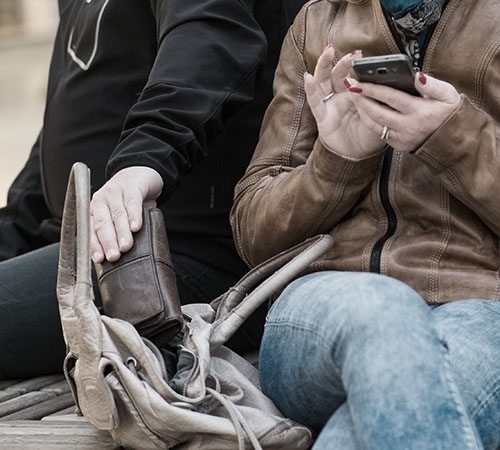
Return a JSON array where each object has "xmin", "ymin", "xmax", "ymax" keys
[
  {"xmin": 92, "ymin": 216, "xmax": 107, "ymax": 234},
  {"xmin": 111, "ymin": 209, "xmax": 127, "ymax": 223},
  {"xmin": 384, "ymin": 91, "xmax": 399, "ymax": 106}
]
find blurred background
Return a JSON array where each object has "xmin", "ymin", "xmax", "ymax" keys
[{"xmin": 0, "ymin": 0, "xmax": 57, "ymax": 206}]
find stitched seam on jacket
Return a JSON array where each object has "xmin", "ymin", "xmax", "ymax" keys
[
  {"xmin": 418, "ymin": 154, "xmax": 500, "ymax": 230},
  {"xmin": 427, "ymin": 186, "xmax": 452, "ymax": 303},
  {"xmin": 281, "ymin": 5, "xmax": 308, "ymax": 168}
]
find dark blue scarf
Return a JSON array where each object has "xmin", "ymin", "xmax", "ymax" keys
[
  {"xmin": 381, "ymin": 0, "xmax": 445, "ymax": 64},
  {"xmin": 381, "ymin": 0, "xmax": 445, "ymax": 35}
]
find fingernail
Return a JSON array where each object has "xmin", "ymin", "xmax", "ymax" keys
[
  {"xmin": 344, "ymin": 78, "xmax": 362, "ymax": 93},
  {"xmin": 418, "ymin": 72, "xmax": 427, "ymax": 85},
  {"xmin": 350, "ymin": 49, "xmax": 362, "ymax": 56},
  {"xmin": 106, "ymin": 248, "xmax": 120, "ymax": 261},
  {"xmin": 324, "ymin": 44, "xmax": 333, "ymax": 51}
]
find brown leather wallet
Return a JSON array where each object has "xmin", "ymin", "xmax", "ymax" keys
[{"xmin": 94, "ymin": 206, "xmax": 184, "ymax": 347}]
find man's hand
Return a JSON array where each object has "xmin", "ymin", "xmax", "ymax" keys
[{"xmin": 90, "ymin": 166, "xmax": 163, "ymax": 263}]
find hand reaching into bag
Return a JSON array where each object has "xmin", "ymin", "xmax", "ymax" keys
[{"xmin": 90, "ymin": 166, "xmax": 163, "ymax": 263}]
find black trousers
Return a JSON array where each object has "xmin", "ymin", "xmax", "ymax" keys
[{"xmin": 0, "ymin": 243, "xmax": 265, "ymax": 379}]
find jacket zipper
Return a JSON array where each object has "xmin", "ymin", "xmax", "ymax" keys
[
  {"xmin": 369, "ymin": 3, "xmax": 436, "ymax": 272},
  {"xmin": 369, "ymin": 147, "xmax": 397, "ymax": 273}
]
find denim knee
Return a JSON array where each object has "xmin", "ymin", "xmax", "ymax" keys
[{"xmin": 266, "ymin": 271, "xmax": 430, "ymax": 345}]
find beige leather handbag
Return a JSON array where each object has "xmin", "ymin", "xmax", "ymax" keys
[{"xmin": 57, "ymin": 162, "xmax": 333, "ymax": 450}]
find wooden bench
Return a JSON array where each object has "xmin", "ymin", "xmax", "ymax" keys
[
  {"xmin": 0, "ymin": 353, "xmax": 261, "ymax": 448},
  {"xmin": 0, "ymin": 375, "xmax": 120, "ymax": 449}
]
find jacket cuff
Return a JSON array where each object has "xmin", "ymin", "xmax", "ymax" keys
[
  {"xmin": 312, "ymin": 138, "xmax": 385, "ymax": 185},
  {"xmin": 415, "ymin": 96, "xmax": 491, "ymax": 172}
]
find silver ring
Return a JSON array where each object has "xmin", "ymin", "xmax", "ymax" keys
[
  {"xmin": 380, "ymin": 125, "xmax": 390, "ymax": 141},
  {"xmin": 322, "ymin": 91, "xmax": 335, "ymax": 102}
]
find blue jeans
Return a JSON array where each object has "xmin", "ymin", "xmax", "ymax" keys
[
  {"xmin": 260, "ymin": 271, "xmax": 500, "ymax": 450},
  {"xmin": 0, "ymin": 243, "xmax": 263, "ymax": 379}
]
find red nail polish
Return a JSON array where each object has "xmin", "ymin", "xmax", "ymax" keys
[
  {"xmin": 418, "ymin": 72, "xmax": 427, "ymax": 85},
  {"xmin": 348, "ymin": 86, "xmax": 363, "ymax": 93},
  {"xmin": 350, "ymin": 49, "xmax": 362, "ymax": 56},
  {"xmin": 343, "ymin": 78, "xmax": 352, "ymax": 89}
]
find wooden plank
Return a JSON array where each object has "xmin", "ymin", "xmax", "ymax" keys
[
  {"xmin": 0, "ymin": 375, "xmax": 74, "ymax": 420},
  {"xmin": 0, "ymin": 418, "xmax": 120, "ymax": 449},
  {"xmin": 0, "ymin": 381, "xmax": 20, "ymax": 390},
  {"xmin": 41, "ymin": 414, "xmax": 84, "ymax": 422},
  {"xmin": 0, "ymin": 445, "xmax": 118, "ymax": 450},
  {"xmin": 40, "ymin": 379, "xmax": 71, "ymax": 395},
  {"xmin": 0, "ymin": 377, "xmax": 119, "ymax": 447},
  {"xmin": 0, "ymin": 392, "xmax": 57, "ymax": 418},
  {"xmin": 46, "ymin": 405, "xmax": 77, "ymax": 417},
  {"xmin": 2, "ymin": 376, "xmax": 64, "ymax": 394},
  {"xmin": 0, "ymin": 390, "xmax": 20, "ymax": 403},
  {"xmin": 0, "ymin": 393, "xmax": 75, "ymax": 421}
]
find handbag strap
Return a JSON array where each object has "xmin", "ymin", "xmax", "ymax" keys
[
  {"xmin": 56, "ymin": 162, "xmax": 102, "ymax": 362},
  {"xmin": 57, "ymin": 162, "xmax": 91, "ymax": 302},
  {"xmin": 209, "ymin": 234, "xmax": 333, "ymax": 348}
]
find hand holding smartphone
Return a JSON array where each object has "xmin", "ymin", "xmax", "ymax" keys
[{"xmin": 351, "ymin": 54, "xmax": 419, "ymax": 96}]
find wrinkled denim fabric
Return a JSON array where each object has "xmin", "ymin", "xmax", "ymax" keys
[{"xmin": 260, "ymin": 271, "xmax": 500, "ymax": 450}]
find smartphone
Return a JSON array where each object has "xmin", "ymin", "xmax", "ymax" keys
[{"xmin": 352, "ymin": 54, "xmax": 419, "ymax": 96}]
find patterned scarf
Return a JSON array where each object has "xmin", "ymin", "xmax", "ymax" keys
[{"xmin": 380, "ymin": 0, "xmax": 446, "ymax": 65}]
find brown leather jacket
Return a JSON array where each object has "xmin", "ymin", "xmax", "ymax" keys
[{"xmin": 230, "ymin": 0, "xmax": 500, "ymax": 303}]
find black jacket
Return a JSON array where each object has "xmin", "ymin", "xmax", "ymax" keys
[{"xmin": 0, "ymin": 0, "xmax": 305, "ymax": 276}]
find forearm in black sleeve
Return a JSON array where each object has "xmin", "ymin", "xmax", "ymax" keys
[{"xmin": 105, "ymin": 0, "xmax": 267, "ymax": 203}]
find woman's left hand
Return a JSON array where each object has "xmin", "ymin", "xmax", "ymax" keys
[{"xmin": 348, "ymin": 71, "xmax": 461, "ymax": 153}]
